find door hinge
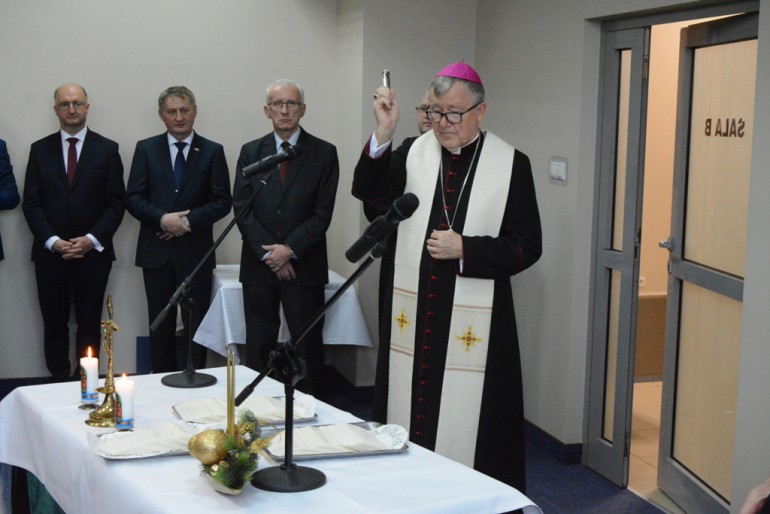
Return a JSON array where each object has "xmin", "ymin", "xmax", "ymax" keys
[{"xmin": 643, "ymin": 55, "xmax": 649, "ymax": 80}]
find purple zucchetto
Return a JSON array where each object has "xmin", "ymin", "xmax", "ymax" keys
[{"xmin": 435, "ymin": 61, "xmax": 483, "ymax": 85}]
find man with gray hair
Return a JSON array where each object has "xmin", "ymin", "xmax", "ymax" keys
[
  {"xmin": 126, "ymin": 85, "xmax": 231, "ymax": 373},
  {"xmin": 233, "ymin": 79, "xmax": 339, "ymax": 396},
  {"xmin": 352, "ymin": 62, "xmax": 542, "ymax": 492}
]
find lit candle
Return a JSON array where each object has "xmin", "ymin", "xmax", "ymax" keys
[
  {"xmin": 79, "ymin": 347, "xmax": 98, "ymax": 404},
  {"xmin": 114, "ymin": 374, "xmax": 135, "ymax": 430}
]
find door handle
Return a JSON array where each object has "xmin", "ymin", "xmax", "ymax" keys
[{"xmin": 659, "ymin": 237, "xmax": 674, "ymax": 251}]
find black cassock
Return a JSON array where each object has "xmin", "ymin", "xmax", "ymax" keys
[{"xmin": 352, "ymin": 132, "xmax": 541, "ymax": 492}]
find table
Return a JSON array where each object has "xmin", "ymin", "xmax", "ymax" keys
[
  {"xmin": 194, "ymin": 266, "xmax": 372, "ymax": 361},
  {"xmin": 0, "ymin": 367, "xmax": 540, "ymax": 514}
]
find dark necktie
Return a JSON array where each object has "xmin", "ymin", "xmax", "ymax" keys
[
  {"xmin": 279, "ymin": 141, "xmax": 291, "ymax": 186},
  {"xmin": 66, "ymin": 137, "xmax": 78, "ymax": 185},
  {"xmin": 173, "ymin": 141, "xmax": 187, "ymax": 189}
]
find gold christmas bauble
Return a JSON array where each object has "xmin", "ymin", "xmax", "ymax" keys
[{"xmin": 188, "ymin": 429, "xmax": 229, "ymax": 465}]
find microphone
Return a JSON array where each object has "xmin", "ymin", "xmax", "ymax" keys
[
  {"xmin": 345, "ymin": 193, "xmax": 419, "ymax": 262},
  {"xmin": 241, "ymin": 145, "xmax": 302, "ymax": 178}
]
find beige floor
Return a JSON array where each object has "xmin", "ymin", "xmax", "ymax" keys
[{"xmin": 629, "ymin": 381, "xmax": 687, "ymax": 514}]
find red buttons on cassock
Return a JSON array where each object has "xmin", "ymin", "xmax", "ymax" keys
[
  {"xmin": 415, "ymin": 431, "xmax": 423, "ymax": 437},
  {"xmin": 428, "ymin": 293, "xmax": 436, "ymax": 299},
  {"xmin": 418, "ymin": 397, "xmax": 426, "ymax": 403},
  {"xmin": 421, "ymin": 363, "xmax": 429, "ymax": 369},
  {"xmin": 419, "ymin": 380, "xmax": 428, "ymax": 386},
  {"xmin": 426, "ymin": 311, "xmax": 434, "ymax": 317},
  {"xmin": 423, "ymin": 345, "xmax": 431, "ymax": 351},
  {"xmin": 424, "ymin": 329, "xmax": 432, "ymax": 335}
]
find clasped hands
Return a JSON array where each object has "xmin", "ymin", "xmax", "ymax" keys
[
  {"xmin": 263, "ymin": 243, "xmax": 296, "ymax": 281},
  {"xmin": 52, "ymin": 236, "xmax": 94, "ymax": 260},
  {"xmin": 158, "ymin": 210, "xmax": 191, "ymax": 240}
]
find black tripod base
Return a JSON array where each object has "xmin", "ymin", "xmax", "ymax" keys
[
  {"xmin": 161, "ymin": 370, "xmax": 217, "ymax": 388},
  {"xmin": 251, "ymin": 464, "xmax": 326, "ymax": 492}
]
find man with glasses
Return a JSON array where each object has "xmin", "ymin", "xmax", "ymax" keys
[
  {"xmin": 22, "ymin": 83, "xmax": 125, "ymax": 379},
  {"xmin": 126, "ymin": 86, "xmax": 231, "ymax": 373},
  {"xmin": 233, "ymin": 79, "xmax": 339, "ymax": 396},
  {"xmin": 352, "ymin": 62, "xmax": 542, "ymax": 492},
  {"xmin": 415, "ymin": 92, "xmax": 432, "ymax": 135}
]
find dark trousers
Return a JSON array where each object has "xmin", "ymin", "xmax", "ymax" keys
[
  {"xmin": 142, "ymin": 261, "xmax": 212, "ymax": 373},
  {"xmin": 242, "ymin": 282, "xmax": 325, "ymax": 395},
  {"xmin": 34, "ymin": 257, "xmax": 111, "ymax": 378}
]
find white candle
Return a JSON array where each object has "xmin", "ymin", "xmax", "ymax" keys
[
  {"xmin": 115, "ymin": 374, "xmax": 135, "ymax": 429},
  {"xmin": 79, "ymin": 347, "xmax": 98, "ymax": 403}
]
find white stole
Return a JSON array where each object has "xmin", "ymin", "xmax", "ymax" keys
[{"xmin": 388, "ymin": 131, "xmax": 515, "ymax": 467}]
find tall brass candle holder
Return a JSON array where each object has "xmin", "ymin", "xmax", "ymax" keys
[
  {"xmin": 226, "ymin": 345, "xmax": 235, "ymax": 436},
  {"xmin": 86, "ymin": 296, "xmax": 119, "ymax": 427}
]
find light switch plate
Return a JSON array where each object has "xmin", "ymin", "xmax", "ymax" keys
[{"xmin": 549, "ymin": 157, "xmax": 568, "ymax": 185}]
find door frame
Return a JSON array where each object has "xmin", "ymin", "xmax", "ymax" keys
[{"xmin": 583, "ymin": 0, "xmax": 760, "ymax": 489}]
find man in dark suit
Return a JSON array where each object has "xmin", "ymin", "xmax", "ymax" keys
[
  {"xmin": 0, "ymin": 138, "xmax": 20, "ymax": 261},
  {"xmin": 125, "ymin": 86, "xmax": 231, "ymax": 373},
  {"xmin": 22, "ymin": 83, "xmax": 125, "ymax": 379},
  {"xmin": 233, "ymin": 79, "xmax": 339, "ymax": 395}
]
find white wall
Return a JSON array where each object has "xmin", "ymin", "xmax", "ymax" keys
[{"xmin": 0, "ymin": 0, "xmax": 342, "ymax": 377}]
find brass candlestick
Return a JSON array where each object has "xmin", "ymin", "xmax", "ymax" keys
[
  {"xmin": 226, "ymin": 346, "xmax": 236, "ymax": 436},
  {"xmin": 86, "ymin": 296, "xmax": 119, "ymax": 427}
]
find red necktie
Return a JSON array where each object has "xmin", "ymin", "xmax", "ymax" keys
[
  {"xmin": 279, "ymin": 141, "xmax": 291, "ymax": 186},
  {"xmin": 66, "ymin": 137, "xmax": 78, "ymax": 185}
]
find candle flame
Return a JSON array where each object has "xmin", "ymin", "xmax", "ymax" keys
[{"xmin": 87, "ymin": 347, "xmax": 92, "ymax": 358}]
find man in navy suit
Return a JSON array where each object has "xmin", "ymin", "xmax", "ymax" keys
[
  {"xmin": 233, "ymin": 79, "xmax": 339, "ymax": 395},
  {"xmin": 0, "ymin": 138, "xmax": 20, "ymax": 261},
  {"xmin": 126, "ymin": 86, "xmax": 231, "ymax": 373},
  {"xmin": 22, "ymin": 84, "xmax": 125, "ymax": 379}
]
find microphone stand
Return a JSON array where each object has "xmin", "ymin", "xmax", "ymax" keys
[
  {"xmin": 153, "ymin": 172, "xmax": 273, "ymax": 388},
  {"xmin": 244, "ymin": 238, "xmax": 389, "ymax": 492}
]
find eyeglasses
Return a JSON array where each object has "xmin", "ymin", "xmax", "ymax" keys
[
  {"xmin": 56, "ymin": 101, "xmax": 86, "ymax": 111},
  {"xmin": 415, "ymin": 105, "xmax": 430, "ymax": 116},
  {"xmin": 426, "ymin": 102, "xmax": 482, "ymax": 124},
  {"xmin": 268, "ymin": 100, "xmax": 303, "ymax": 112}
]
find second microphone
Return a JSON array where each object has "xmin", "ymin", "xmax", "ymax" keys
[{"xmin": 241, "ymin": 144, "xmax": 302, "ymax": 178}]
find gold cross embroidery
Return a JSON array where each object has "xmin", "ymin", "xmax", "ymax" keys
[
  {"xmin": 394, "ymin": 308, "xmax": 411, "ymax": 334},
  {"xmin": 457, "ymin": 326, "xmax": 482, "ymax": 352}
]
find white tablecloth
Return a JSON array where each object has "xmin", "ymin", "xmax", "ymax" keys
[
  {"xmin": 0, "ymin": 367, "xmax": 541, "ymax": 514},
  {"xmin": 194, "ymin": 266, "xmax": 372, "ymax": 360}
]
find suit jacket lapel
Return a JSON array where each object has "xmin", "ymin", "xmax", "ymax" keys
[
  {"xmin": 260, "ymin": 138, "xmax": 283, "ymax": 202},
  {"xmin": 49, "ymin": 134, "xmax": 69, "ymax": 189},
  {"xmin": 157, "ymin": 135, "xmax": 176, "ymax": 191},
  {"xmin": 69, "ymin": 130, "xmax": 95, "ymax": 189},
  {"xmin": 180, "ymin": 134, "xmax": 201, "ymax": 191},
  {"xmin": 279, "ymin": 129, "xmax": 309, "ymax": 193}
]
